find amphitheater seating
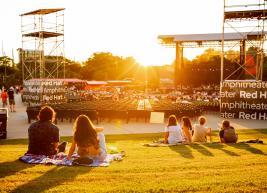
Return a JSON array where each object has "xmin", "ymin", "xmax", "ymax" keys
[
  {"xmin": 26, "ymin": 99, "xmax": 204, "ymax": 124},
  {"xmin": 26, "ymin": 106, "xmax": 40, "ymax": 123},
  {"xmin": 127, "ymin": 110, "xmax": 151, "ymax": 123},
  {"xmin": 98, "ymin": 110, "xmax": 128, "ymax": 122},
  {"xmin": 192, "ymin": 101, "xmax": 220, "ymax": 112}
]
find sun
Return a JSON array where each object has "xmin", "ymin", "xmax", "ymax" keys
[
  {"xmin": 134, "ymin": 48, "xmax": 174, "ymax": 67},
  {"xmin": 140, "ymin": 62, "xmax": 153, "ymax": 67}
]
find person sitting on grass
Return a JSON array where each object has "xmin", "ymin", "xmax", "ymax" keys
[
  {"xmin": 67, "ymin": 115, "xmax": 107, "ymax": 162},
  {"xmin": 192, "ymin": 116, "xmax": 212, "ymax": 143},
  {"xmin": 181, "ymin": 116, "xmax": 192, "ymax": 143},
  {"xmin": 27, "ymin": 105, "xmax": 67, "ymax": 156},
  {"xmin": 164, "ymin": 115, "xmax": 184, "ymax": 144},
  {"xmin": 219, "ymin": 120, "xmax": 238, "ymax": 143}
]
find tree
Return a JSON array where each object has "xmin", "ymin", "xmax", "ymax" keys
[
  {"xmin": 0, "ymin": 56, "xmax": 13, "ymax": 67},
  {"xmin": 81, "ymin": 52, "xmax": 140, "ymax": 81},
  {"xmin": 63, "ymin": 59, "xmax": 82, "ymax": 78},
  {"xmin": 180, "ymin": 49, "xmax": 221, "ymax": 85},
  {"xmin": 0, "ymin": 56, "xmax": 19, "ymax": 87}
]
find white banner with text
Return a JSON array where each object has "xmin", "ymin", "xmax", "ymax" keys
[
  {"xmin": 220, "ymin": 81, "xmax": 267, "ymax": 120},
  {"xmin": 23, "ymin": 79, "xmax": 66, "ymax": 106}
]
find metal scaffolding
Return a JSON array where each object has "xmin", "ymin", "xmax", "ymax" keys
[
  {"xmin": 19, "ymin": 8, "xmax": 65, "ymax": 81},
  {"xmin": 222, "ymin": 0, "xmax": 267, "ymax": 81}
]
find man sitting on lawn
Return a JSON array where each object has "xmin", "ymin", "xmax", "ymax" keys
[
  {"xmin": 26, "ymin": 105, "xmax": 66, "ymax": 156},
  {"xmin": 219, "ymin": 120, "xmax": 238, "ymax": 143},
  {"xmin": 192, "ymin": 116, "xmax": 212, "ymax": 143}
]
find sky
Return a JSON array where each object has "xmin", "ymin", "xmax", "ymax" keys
[{"xmin": 0, "ymin": 0, "xmax": 224, "ymax": 66}]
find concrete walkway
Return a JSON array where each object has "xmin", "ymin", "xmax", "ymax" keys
[{"xmin": 4, "ymin": 94, "xmax": 267, "ymax": 139}]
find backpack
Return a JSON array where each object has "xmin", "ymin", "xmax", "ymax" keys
[{"xmin": 223, "ymin": 127, "xmax": 238, "ymax": 143}]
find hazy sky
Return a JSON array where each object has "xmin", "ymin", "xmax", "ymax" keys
[{"xmin": 0, "ymin": 0, "xmax": 223, "ymax": 66}]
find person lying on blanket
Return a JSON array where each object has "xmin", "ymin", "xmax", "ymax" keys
[
  {"xmin": 67, "ymin": 115, "xmax": 107, "ymax": 161},
  {"xmin": 164, "ymin": 115, "xmax": 185, "ymax": 144},
  {"xmin": 26, "ymin": 106, "xmax": 67, "ymax": 156}
]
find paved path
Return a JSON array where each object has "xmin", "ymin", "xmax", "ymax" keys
[{"xmin": 3, "ymin": 94, "xmax": 267, "ymax": 139}]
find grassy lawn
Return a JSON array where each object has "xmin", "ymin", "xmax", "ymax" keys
[{"xmin": 0, "ymin": 129, "xmax": 267, "ymax": 193}]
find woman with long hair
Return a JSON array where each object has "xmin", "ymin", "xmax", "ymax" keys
[
  {"xmin": 67, "ymin": 115, "xmax": 107, "ymax": 161},
  {"xmin": 164, "ymin": 115, "xmax": 184, "ymax": 144},
  {"xmin": 181, "ymin": 116, "xmax": 192, "ymax": 143}
]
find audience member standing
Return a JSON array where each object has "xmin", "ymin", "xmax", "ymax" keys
[
  {"xmin": 1, "ymin": 88, "xmax": 8, "ymax": 108},
  {"xmin": 192, "ymin": 116, "xmax": 212, "ymax": 143},
  {"xmin": 7, "ymin": 87, "xmax": 15, "ymax": 112}
]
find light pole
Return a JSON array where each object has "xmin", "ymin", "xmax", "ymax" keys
[{"xmin": 2, "ymin": 56, "xmax": 7, "ymax": 83}]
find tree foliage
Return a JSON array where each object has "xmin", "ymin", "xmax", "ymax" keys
[
  {"xmin": 0, "ymin": 56, "xmax": 19, "ymax": 87},
  {"xmin": 81, "ymin": 52, "xmax": 140, "ymax": 81},
  {"xmin": 64, "ymin": 58, "xmax": 82, "ymax": 79},
  {"xmin": 2, "ymin": 48, "xmax": 267, "ymax": 88},
  {"xmin": 177, "ymin": 48, "xmax": 267, "ymax": 86}
]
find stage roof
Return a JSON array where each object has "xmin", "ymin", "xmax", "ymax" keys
[
  {"xmin": 107, "ymin": 80, "xmax": 132, "ymax": 85},
  {"xmin": 20, "ymin": 8, "xmax": 65, "ymax": 16},
  {"xmin": 25, "ymin": 78, "xmax": 85, "ymax": 83},
  {"xmin": 23, "ymin": 31, "xmax": 63, "ymax": 38},
  {"xmin": 225, "ymin": 9, "xmax": 267, "ymax": 20},
  {"xmin": 158, "ymin": 32, "xmax": 267, "ymax": 47},
  {"xmin": 87, "ymin": 81, "xmax": 108, "ymax": 85},
  {"xmin": 159, "ymin": 32, "xmax": 267, "ymax": 42}
]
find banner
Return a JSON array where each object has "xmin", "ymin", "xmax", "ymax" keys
[
  {"xmin": 220, "ymin": 81, "xmax": 267, "ymax": 120},
  {"xmin": 150, "ymin": 112, "xmax": 164, "ymax": 124},
  {"xmin": 23, "ymin": 79, "xmax": 66, "ymax": 106}
]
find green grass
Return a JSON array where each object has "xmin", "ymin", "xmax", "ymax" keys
[{"xmin": 1, "ymin": 130, "xmax": 267, "ymax": 193}]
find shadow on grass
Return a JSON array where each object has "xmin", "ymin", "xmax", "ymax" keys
[
  {"xmin": 0, "ymin": 160, "xmax": 35, "ymax": 179},
  {"xmin": 203, "ymin": 143, "xmax": 240, "ymax": 157},
  {"xmin": 10, "ymin": 165, "xmax": 92, "ymax": 193},
  {"xmin": 227, "ymin": 143, "xmax": 266, "ymax": 155},
  {"xmin": 253, "ymin": 129, "xmax": 267, "ymax": 135},
  {"xmin": 0, "ymin": 138, "xmax": 28, "ymax": 145},
  {"xmin": 1, "ymin": 133, "xmax": 165, "ymax": 145},
  {"xmin": 106, "ymin": 133, "xmax": 164, "ymax": 142},
  {"xmin": 238, "ymin": 129, "xmax": 267, "ymax": 136},
  {"xmin": 189, "ymin": 144, "xmax": 214, "ymax": 157},
  {"xmin": 169, "ymin": 145, "xmax": 194, "ymax": 159}
]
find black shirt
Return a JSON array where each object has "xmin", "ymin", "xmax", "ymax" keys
[
  {"xmin": 27, "ymin": 121, "xmax": 59, "ymax": 155},
  {"xmin": 219, "ymin": 129, "xmax": 224, "ymax": 139},
  {"xmin": 7, "ymin": 89, "xmax": 14, "ymax": 100}
]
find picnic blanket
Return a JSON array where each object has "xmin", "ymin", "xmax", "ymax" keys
[{"xmin": 19, "ymin": 152, "xmax": 124, "ymax": 167}]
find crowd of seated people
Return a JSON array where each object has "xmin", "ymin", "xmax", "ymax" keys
[
  {"xmin": 163, "ymin": 114, "xmax": 238, "ymax": 145},
  {"xmin": 26, "ymin": 84, "xmax": 222, "ymax": 123},
  {"xmin": 64, "ymin": 84, "xmax": 220, "ymax": 104},
  {"xmin": 167, "ymin": 90, "xmax": 219, "ymax": 103},
  {"xmin": 24, "ymin": 106, "xmax": 238, "ymax": 164}
]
